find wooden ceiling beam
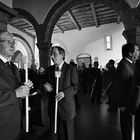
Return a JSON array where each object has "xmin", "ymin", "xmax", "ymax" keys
[
  {"xmin": 18, "ymin": 24, "xmax": 33, "ymax": 29},
  {"xmin": 10, "ymin": 23, "xmax": 35, "ymax": 38},
  {"xmin": 90, "ymin": 2, "xmax": 99, "ymax": 27},
  {"xmin": 55, "ymin": 25, "xmax": 64, "ymax": 33},
  {"xmin": 11, "ymin": 22, "xmax": 28, "ymax": 26},
  {"xmin": 67, "ymin": 9, "xmax": 81, "ymax": 30}
]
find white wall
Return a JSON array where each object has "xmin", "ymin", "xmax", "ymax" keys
[
  {"xmin": 52, "ymin": 22, "xmax": 126, "ymax": 67},
  {"xmin": 0, "ymin": 0, "xmax": 12, "ymax": 8}
]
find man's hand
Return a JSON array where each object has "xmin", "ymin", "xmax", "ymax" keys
[
  {"xmin": 15, "ymin": 80, "xmax": 33, "ymax": 98},
  {"xmin": 44, "ymin": 82, "xmax": 53, "ymax": 92},
  {"xmin": 56, "ymin": 91, "xmax": 64, "ymax": 101},
  {"xmin": 25, "ymin": 80, "xmax": 33, "ymax": 89},
  {"xmin": 15, "ymin": 85, "xmax": 30, "ymax": 98}
]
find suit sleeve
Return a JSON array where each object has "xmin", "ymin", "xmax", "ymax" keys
[
  {"xmin": 0, "ymin": 64, "xmax": 20, "ymax": 107},
  {"xmin": 0, "ymin": 89, "xmax": 17, "ymax": 107},
  {"xmin": 128, "ymin": 61, "xmax": 140, "ymax": 114},
  {"xmin": 63, "ymin": 66, "xmax": 79, "ymax": 98}
]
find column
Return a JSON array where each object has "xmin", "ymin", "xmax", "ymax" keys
[
  {"xmin": 36, "ymin": 41, "xmax": 52, "ymax": 69},
  {"xmin": 0, "ymin": 11, "xmax": 9, "ymax": 30},
  {"xmin": 36, "ymin": 41, "xmax": 51, "ymax": 129},
  {"xmin": 122, "ymin": 27, "xmax": 140, "ymax": 47}
]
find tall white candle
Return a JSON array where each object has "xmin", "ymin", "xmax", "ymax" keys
[
  {"xmin": 23, "ymin": 56, "xmax": 29, "ymax": 132},
  {"xmin": 54, "ymin": 70, "xmax": 61, "ymax": 133}
]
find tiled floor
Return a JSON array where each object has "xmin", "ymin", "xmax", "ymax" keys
[{"xmin": 22, "ymin": 93, "xmax": 122, "ymax": 140}]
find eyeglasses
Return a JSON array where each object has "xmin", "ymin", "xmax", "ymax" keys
[{"xmin": 0, "ymin": 39, "xmax": 15, "ymax": 46}]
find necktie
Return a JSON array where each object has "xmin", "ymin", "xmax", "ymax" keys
[
  {"xmin": 6, "ymin": 61, "xmax": 14, "ymax": 74},
  {"xmin": 6, "ymin": 61, "xmax": 11, "ymax": 68},
  {"xmin": 55, "ymin": 65, "xmax": 60, "ymax": 71}
]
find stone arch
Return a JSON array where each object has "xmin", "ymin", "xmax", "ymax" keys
[
  {"xmin": 12, "ymin": 33, "xmax": 35, "ymax": 66},
  {"xmin": 13, "ymin": 8, "xmax": 38, "ymax": 30},
  {"xmin": 12, "ymin": 50, "xmax": 22, "ymax": 61}
]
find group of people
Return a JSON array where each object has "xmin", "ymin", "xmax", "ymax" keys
[
  {"xmin": 78, "ymin": 61, "xmax": 103, "ymax": 104},
  {"xmin": 69, "ymin": 42, "xmax": 140, "ymax": 140},
  {"xmin": 104, "ymin": 42, "xmax": 140, "ymax": 140},
  {"xmin": 1, "ymin": 30, "xmax": 140, "ymax": 140},
  {"xmin": 0, "ymin": 30, "xmax": 79, "ymax": 140}
]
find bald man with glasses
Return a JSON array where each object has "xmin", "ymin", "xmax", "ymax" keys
[{"xmin": 0, "ymin": 31, "xmax": 33, "ymax": 140}]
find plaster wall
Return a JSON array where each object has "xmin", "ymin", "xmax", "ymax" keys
[
  {"xmin": 13, "ymin": 0, "xmax": 57, "ymax": 24},
  {"xmin": 52, "ymin": 22, "xmax": 126, "ymax": 67},
  {"xmin": 0, "ymin": 0, "xmax": 12, "ymax": 8}
]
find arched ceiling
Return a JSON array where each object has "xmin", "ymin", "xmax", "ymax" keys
[
  {"xmin": 52, "ymin": 2, "xmax": 120, "ymax": 34},
  {"xmin": 10, "ymin": 1, "xmax": 121, "ymax": 35},
  {"xmin": 10, "ymin": 2, "xmax": 121, "ymax": 35},
  {"xmin": 1, "ymin": 0, "xmax": 140, "ymax": 37}
]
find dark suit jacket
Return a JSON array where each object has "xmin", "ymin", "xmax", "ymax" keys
[
  {"xmin": 114, "ymin": 58, "xmax": 134, "ymax": 107},
  {"xmin": 0, "ymin": 59, "xmax": 21, "ymax": 140},
  {"xmin": 45, "ymin": 62, "xmax": 79, "ymax": 120},
  {"xmin": 128, "ymin": 60, "xmax": 140, "ymax": 114}
]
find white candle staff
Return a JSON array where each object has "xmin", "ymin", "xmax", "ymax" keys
[
  {"xmin": 54, "ymin": 67, "xmax": 61, "ymax": 134},
  {"xmin": 23, "ymin": 56, "xmax": 29, "ymax": 132},
  {"xmin": 131, "ymin": 115, "xmax": 135, "ymax": 140},
  {"xmin": 90, "ymin": 79, "xmax": 96, "ymax": 99},
  {"xmin": 102, "ymin": 82, "xmax": 112, "ymax": 96}
]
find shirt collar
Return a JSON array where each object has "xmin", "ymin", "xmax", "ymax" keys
[
  {"xmin": 0, "ymin": 55, "xmax": 10, "ymax": 63},
  {"xmin": 125, "ymin": 57, "xmax": 133, "ymax": 64},
  {"xmin": 58, "ymin": 61, "xmax": 64, "ymax": 70}
]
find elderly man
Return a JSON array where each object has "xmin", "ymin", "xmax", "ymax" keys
[
  {"xmin": 44, "ymin": 46, "xmax": 79, "ymax": 140},
  {"xmin": 0, "ymin": 30, "xmax": 33, "ymax": 140}
]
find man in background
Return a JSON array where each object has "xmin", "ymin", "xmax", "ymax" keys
[
  {"xmin": 113, "ymin": 42, "xmax": 139, "ymax": 140},
  {"xmin": 128, "ymin": 58, "xmax": 140, "ymax": 140},
  {"xmin": 0, "ymin": 31, "xmax": 33, "ymax": 140},
  {"xmin": 90, "ymin": 61, "xmax": 103, "ymax": 104}
]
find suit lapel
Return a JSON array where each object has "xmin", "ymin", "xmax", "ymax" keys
[
  {"xmin": 0, "ymin": 59, "xmax": 14, "ymax": 77},
  {"xmin": 0, "ymin": 59, "xmax": 20, "ymax": 82},
  {"xmin": 59, "ymin": 62, "xmax": 67, "ymax": 89}
]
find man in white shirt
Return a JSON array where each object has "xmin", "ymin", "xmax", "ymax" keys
[
  {"xmin": 0, "ymin": 31, "xmax": 33, "ymax": 140},
  {"xmin": 44, "ymin": 46, "xmax": 79, "ymax": 140}
]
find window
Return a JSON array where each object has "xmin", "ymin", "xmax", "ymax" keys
[{"xmin": 105, "ymin": 35, "xmax": 112, "ymax": 50}]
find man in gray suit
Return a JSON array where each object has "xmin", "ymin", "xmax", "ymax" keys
[
  {"xmin": 44, "ymin": 46, "xmax": 79, "ymax": 140},
  {"xmin": 114, "ymin": 42, "xmax": 139, "ymax": 140},
  {"xmin": 0, "ymin": 31, "xmax": 33, "ymax": 140}
]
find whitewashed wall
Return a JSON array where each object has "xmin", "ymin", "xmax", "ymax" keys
[{"xmin": 52, "ymin": 22, "xmax": 126, "ymax": 67}]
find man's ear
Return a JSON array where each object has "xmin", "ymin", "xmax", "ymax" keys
[{"xmin": 61, "ymin": 54, "xmax": 64, "ymax": 58}]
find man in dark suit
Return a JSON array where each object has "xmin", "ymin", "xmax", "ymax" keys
[
  {"xmin": 44, "ymin": 46, "xmax": 79, "ymax": 140},
  {"xmin": 90, "ymin": 61, "xmax": 103, "ymax": 104},
  {"xmin": 128, "ymin": 59, "xmax": 140, "ymax": 140},
  {"xmin": 113, "ymin": 42, "xmax": 139, "ymax": 140},
  {"xmin": 0, "ymin": 31, "xmax": 33, "ymax": 140}
]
